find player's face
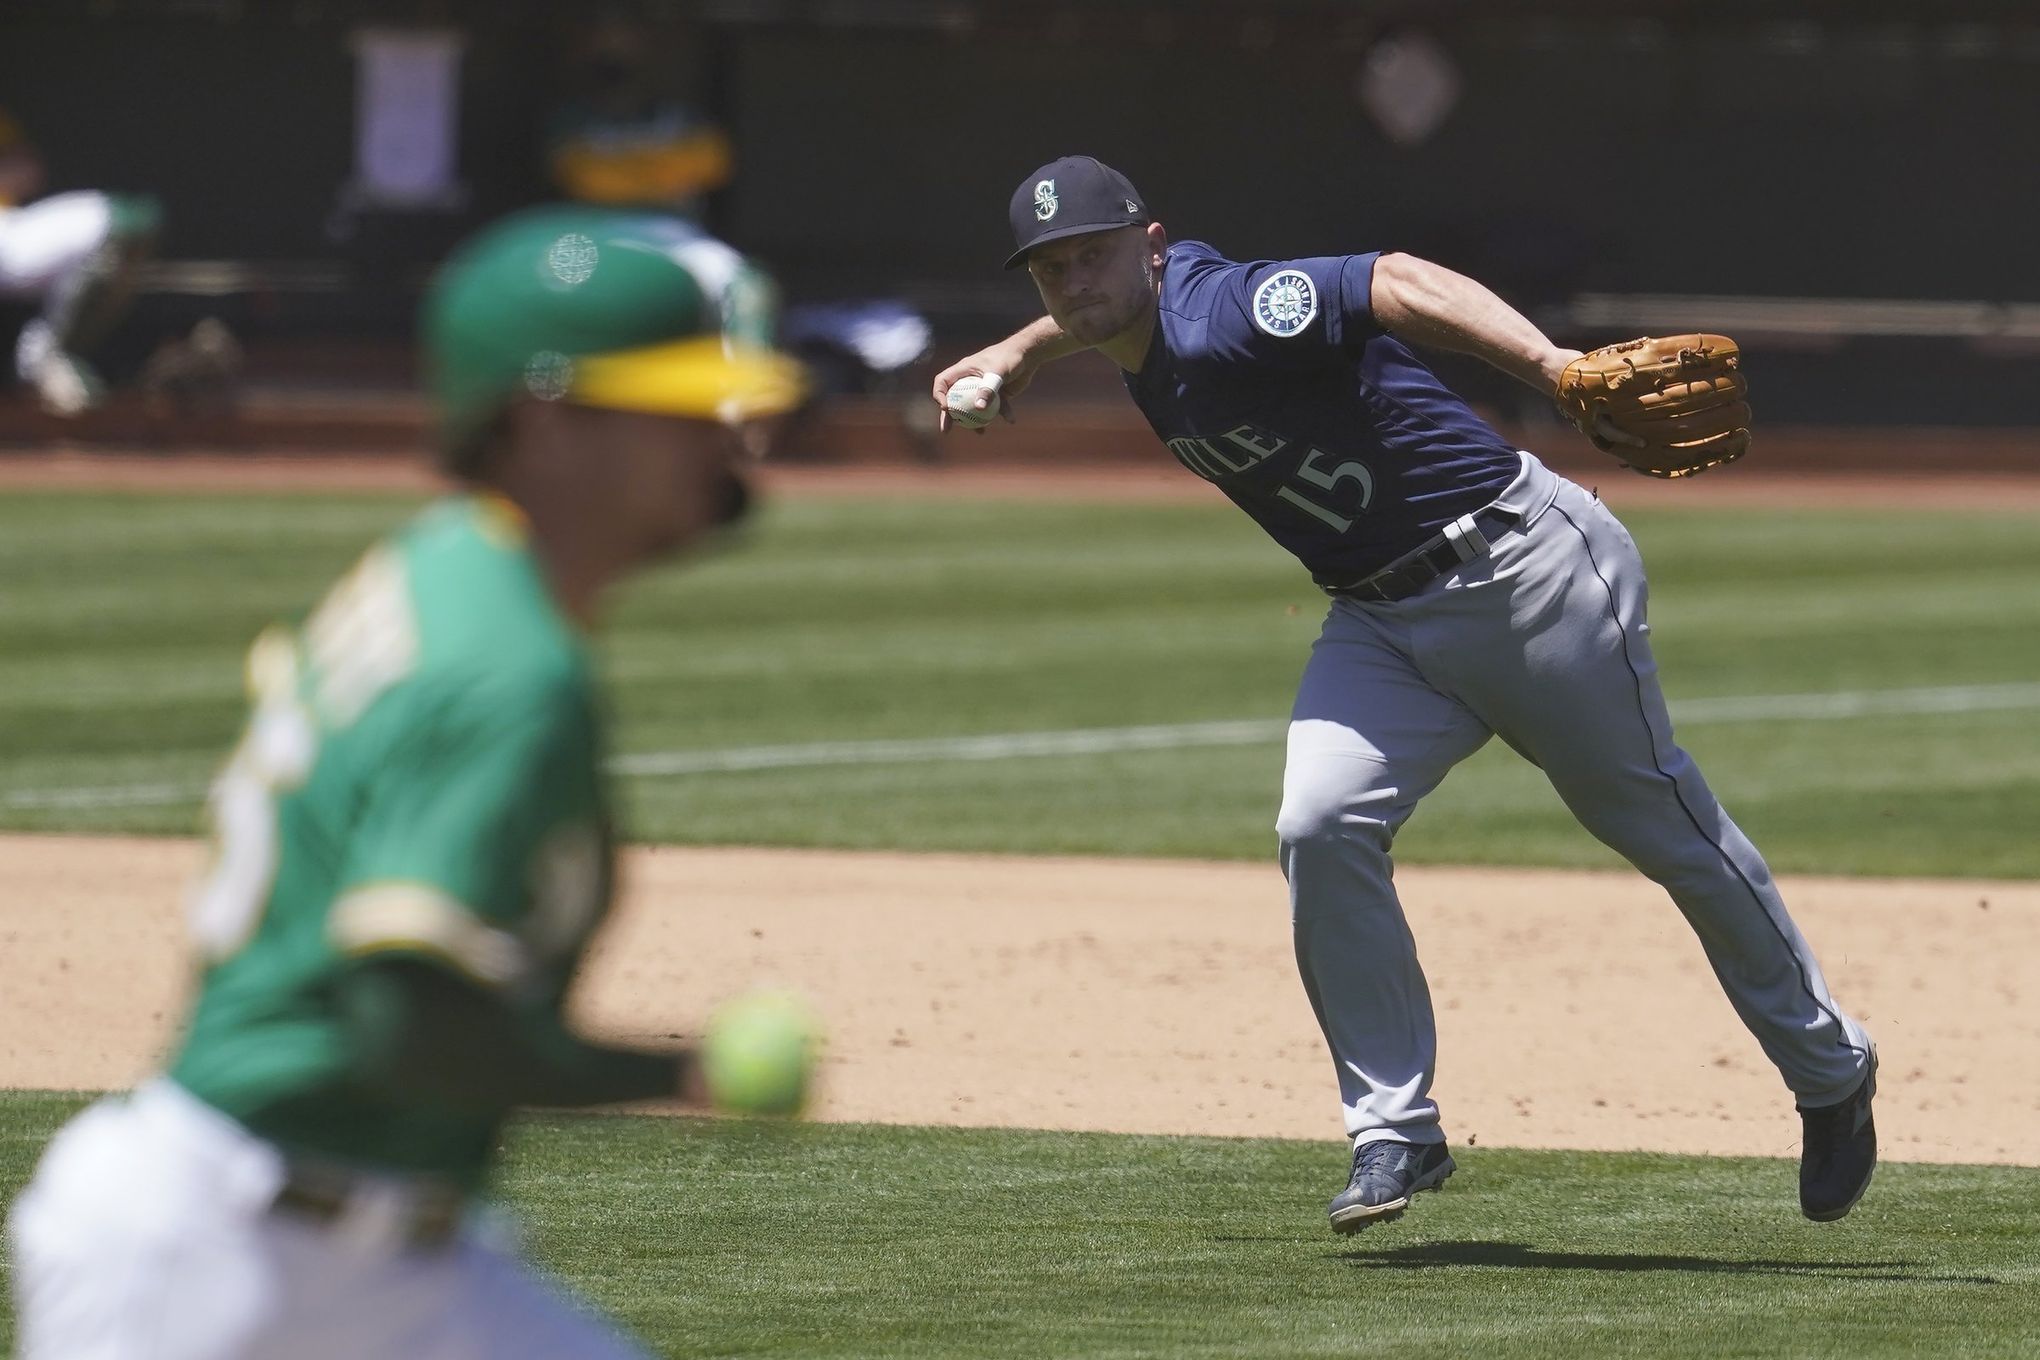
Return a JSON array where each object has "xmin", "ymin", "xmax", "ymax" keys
[
  {"xmin": 1026, "ymin": 227, "xmax": 1157, "ymax": 347},
  {"xmin": 571, "ymin": 404, "xmax": 757, "ymax": 559}
]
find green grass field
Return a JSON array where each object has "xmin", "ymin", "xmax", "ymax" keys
[
  {"xmin": 4, "ymin": 487, "xmax": 2039, "ymax": 1355},
  {"xmin": 2, "ymin": 1092, "xmax": 2036, "ymax": 1359},
  {"xmin": 3, "ymin": 488, "xmax": 2038, "ymax": 876}
]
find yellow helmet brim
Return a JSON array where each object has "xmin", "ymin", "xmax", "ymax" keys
[{"xmin": 569, "ymin": 336, "xmax": 808, "ymax": 424}]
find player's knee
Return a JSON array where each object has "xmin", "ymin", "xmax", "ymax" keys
[
  {"xmin": 1274, "ymin": 784, "xmax": 1333, "ymax": 846},
  {"xmin": 1275, "ymin": 785, "xmax": 1393, "ymax": 859},
  {"xmin": 1274, "ymin": 802, "xmax": 1324, "ymax": 848}
]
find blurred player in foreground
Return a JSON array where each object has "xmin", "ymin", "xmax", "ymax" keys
[
  {"xmin": 7, "ymin": 207, "xmax": 812, "ymax": 1359},
  {"xmin": 0, "ymin": 107, "xmax": 160, "ymax": 414}
]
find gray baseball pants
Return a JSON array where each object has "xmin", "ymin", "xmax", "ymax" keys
[{"xmin": 1278, "ymin": 453, "xmax": 1874, "ymax": 1146}]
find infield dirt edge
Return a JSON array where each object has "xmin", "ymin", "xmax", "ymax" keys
[{"xmin": 4, "ymin": 835, "xmax": 2034, "ymax": 1167}]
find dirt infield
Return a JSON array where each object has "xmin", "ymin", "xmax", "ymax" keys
[
  {"xmin": 4, "ymin": 834, "xmax": 2035, "ymax": 1166},
  {"xmin": 5, "ymin": 448, "xmax": 2035, "ymax": 1164},
  {"xmin": 3, "ymin": 448, "xmax": 2040, "ymax": 511}
]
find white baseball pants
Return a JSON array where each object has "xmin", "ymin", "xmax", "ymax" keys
[
  {"xmin": 0, "ymin": 191, "xmax": 113, "ymax": 296},
  {"xmin": 6, "ymin": 1080, "xmax": 652, "ymax": 1360}
]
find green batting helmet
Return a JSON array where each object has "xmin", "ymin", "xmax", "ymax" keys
[{"xmin": 424, "ymin": 206, "xmax": 806, "ymax": 462}]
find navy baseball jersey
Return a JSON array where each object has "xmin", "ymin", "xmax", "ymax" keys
[{"xmin": 1124, "ymin": 240, "xmax": 1521, "ymax": 585}]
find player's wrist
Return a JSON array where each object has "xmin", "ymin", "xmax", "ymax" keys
[{"xmin": 1541, "ymin": 348, "xmax": 1584, "ymax": 394}]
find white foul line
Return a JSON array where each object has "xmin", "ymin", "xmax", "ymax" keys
[
  {"xmin": 1671, "ymin": 683, "xmax": 2040, "ymax": 723},
  {"xmin": 0, "ymin": 780, "xmax": 199, "ymax": 812},
  {"xmin": 6, "ymin": 681, "xmax": 2040, "ymax": 813},
  {"xmin": 606, "ymin": 719, "xmax": 1282, "ymax": 777}
]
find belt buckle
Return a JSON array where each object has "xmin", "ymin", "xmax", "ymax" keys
[
  {"xmin": 1327, "ymin": 505, "xmax": 1516, "ymax": 604},
  {"xmin": 341, "ymin": 1180, "xmax": 461, "ymax": 1253},
  {"xmin": 1441, "ymin": 513, "xmax": 1490, "ymax": 563},
  {"xmin": 332, "ymin": 1180, "xmax": 413, "ymax": 1253},
  {"xmin": 277, "ymin": 1167, "xmax": 461, "ymax": 1253}
]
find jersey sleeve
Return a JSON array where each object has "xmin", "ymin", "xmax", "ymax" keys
[
  {"xmin": 1195, "ymin": 251, "xmax": 1384, "ymax": 369},
  {"xmin": 327, "ymin": 668, "xmax": 602, "ymax": 990}
]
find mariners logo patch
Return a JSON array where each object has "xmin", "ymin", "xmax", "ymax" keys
[
  {"xmin": 1033, "ymin": 179, "xmax": 1059, "ymax": 221},
  {"xmin": 1252, "ymin": 269, "xmax": 1319, "ymax": 338}
]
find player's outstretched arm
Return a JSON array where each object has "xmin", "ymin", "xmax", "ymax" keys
[
  {"xmin": 1368, "ymin": 252, "xmax": 1582, "ymax": 397},
  {"xmin": 336, "ymin": 958, "xmax": 812, "ymax": 1116},
  {"xmin": 338, "ymin": 957, "xmax": 699, "ymax": 1108},
  {"xmin": 931, "ymin": 316, "xmax": 1090, "ymax": 433}
]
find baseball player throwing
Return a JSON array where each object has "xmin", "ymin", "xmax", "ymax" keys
[
  {"xmin": 934, "ymin": 156, "xmax": 1877, "ymax": 1233},
  {"xmin": 6, "ymin": 207, "xmax": 812, "ymax": 1358}
]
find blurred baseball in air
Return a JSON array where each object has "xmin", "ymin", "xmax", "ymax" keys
[{"xmin": 702, "ymin": 990, "xmax": 819, "ymax": 1117}]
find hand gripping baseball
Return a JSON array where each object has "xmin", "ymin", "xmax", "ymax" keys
[
  {"xmin": 935, "ymin": 346, "xmax": 1032, "ymax": 434},
  {"xmin": 943, "ymin": 371, "xmax": 1003, "ymax": 430}
]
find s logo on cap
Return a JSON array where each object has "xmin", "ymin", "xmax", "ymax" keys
[{"xmin": 1033, "ymin": 180, "xmax": 1059, "ymax": 221}]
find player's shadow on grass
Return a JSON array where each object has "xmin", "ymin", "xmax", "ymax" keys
[{"xmin": 1332, "ymin": 1241, "xmax": 2000, "ymax": 1285}]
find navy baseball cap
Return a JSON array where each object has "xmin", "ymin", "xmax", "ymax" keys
[{"xmin": 1004, "ymin": 156, "xmax": 1151, "ymax": 270}]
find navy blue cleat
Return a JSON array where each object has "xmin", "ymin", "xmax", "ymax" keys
[
  {"xmin": 1798, "ymin": 1051, "xmax": 1878, "ymax": 1222},
  {"xmin": 1328, "ymin": 1139, "xmax": 1455, "ymax": 1235}
]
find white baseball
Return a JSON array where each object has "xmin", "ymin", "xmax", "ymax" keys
[{"xmin": 945, "ymin": 373, "xmax": 1003, "ymax": 429}]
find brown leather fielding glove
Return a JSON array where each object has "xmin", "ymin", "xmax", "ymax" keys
[{"xmin": 1554, "ymin": 334, "xmax": 1751, "ymax": 478}]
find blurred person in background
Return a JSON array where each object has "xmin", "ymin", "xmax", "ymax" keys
[
  {"xmin": 545, "ymin": 18, "xmax": 733, "ymax": 220},
  {"xmin": 5, "ymin": 206, "xmax": 811, "ymax": 1359},
  {"xmin": 0, "ymin": 106, "xmax": 161, "ymax": 415},
  {"xmin": 541, "ymin": 17, "xmax": 937, "ymax": 459}
]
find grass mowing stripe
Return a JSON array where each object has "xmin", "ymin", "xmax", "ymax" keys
[
  {"xmin": 1, "ymin": 1092, "xmax": 2036, "ymax": 1359},
  {"xmin": 8, "ymin": 681, "xmax": 2040, "ymax": 812},
  {"xmin": 4, "ymin": 493, "xmax": 2037, "ymax": 873},
  {"xmin": 609, "ymin": 717, "xmax": 1285, "ymax": 776}
]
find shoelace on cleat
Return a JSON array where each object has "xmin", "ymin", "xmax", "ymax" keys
[{"xmin": 1352, "ymin": 1141, "xmax": 1412, "ymax": 1184}]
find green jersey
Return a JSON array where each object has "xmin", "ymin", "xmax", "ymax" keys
[{"xmin": 170, "ymin": 495, "xmax": 616, "ymax": 1188}]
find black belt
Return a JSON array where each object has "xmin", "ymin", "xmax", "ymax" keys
[
  {"xmin": 1321, "ymin": 507, "xmax": 1524, "ymax": 604},
  {"xmin": 271, "ymin": 1164, "xmax": 465, "ymax": 1251}
]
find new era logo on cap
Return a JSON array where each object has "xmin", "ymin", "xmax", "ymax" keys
[{"xmin": 1004, "ymin": 155, "xmax": 1150, "ymax": 270}]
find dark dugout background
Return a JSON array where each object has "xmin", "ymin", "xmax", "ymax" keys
[{"xmin": 2, "ymin": 0, "xmax": 2035, "ymax": 424}]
